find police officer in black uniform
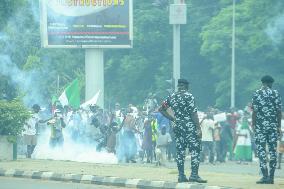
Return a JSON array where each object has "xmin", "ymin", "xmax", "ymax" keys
[
  {"xmin": 159, "ymin": 79, "xmax": 207, "ymax": 183},
  {"xmin": 252, "ymin": 75, "xmax": 282, "ymax": 184}
]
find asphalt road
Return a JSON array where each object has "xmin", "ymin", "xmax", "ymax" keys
[{"xmin": 0, "ymin": 177, "xmax": 123, "ymax": 189}]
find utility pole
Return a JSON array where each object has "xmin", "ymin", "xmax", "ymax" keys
[
  {"xmin": 57, "ymin": 75, "xmax": 60, "ymax": 95},
  {"xmin": 170, "ymin": 0, "xmax": 187, "ymax": 91},
  {"xmin": 231, "ymin": 0, "xmax": 236, "ymax": 108}
]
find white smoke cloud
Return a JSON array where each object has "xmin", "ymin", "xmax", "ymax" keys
[
  {"xmin": 0, "ymin": 33, "xmax": 8, "ymax": 41},
  {"xmin": 29, "ymin": 1, "xmax": 40, "ymax": 23},
  {"xmin": 265, "ymin": 14, "xmax": 284, "ymax": 45},
  {"xmin": 0, "ymin": 53, "xmax": 48, "ymax": 107},
  {"xmin": 32, "ymin": 123, "xmax": 118, "ymax": 164},
  {"xmin": 1, "ymin": 0, "xmax": 119, "ymax": 164},
  {"xmin": 0, "ymin": 1, "xmax": 46, "ymax": 107}
]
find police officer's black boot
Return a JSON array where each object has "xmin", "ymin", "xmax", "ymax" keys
[
  {"xmin": 188, "ymin": 168, "xmax": 207, "ymax": 183},
  {"xmin": 177, "ymin": 164, "xmax": 188, "ymax": 183},
  {"xmin": 256, "ymin": 167, "xmax": 269, "ymax": 184},
  {"xmin": 267, "ymin": 168, "xmax": 275, "ymax": 184},
  {"xmin": 277, "ymin": 153, "xmax": 282, "ymax": 169}
]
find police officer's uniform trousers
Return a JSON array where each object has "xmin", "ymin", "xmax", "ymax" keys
[
  {"xmin": 255, "ymin": 126, "xmax": 278, "ymax": 177},
  {"xmin": 174, "ymin": 120, "xmax": 201, "ymax": 176}
]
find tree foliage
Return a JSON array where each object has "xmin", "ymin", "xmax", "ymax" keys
[
  {"xmin": 0, "ymin": 0, "xmax": 283, "ymax": 110},
  {"xmin": 200, "ymin": 0, "xmax": 284, "ymax": 108},
  {"xmin": 0, "ymin": 99, "xmax": 30, "ymax": 138}
]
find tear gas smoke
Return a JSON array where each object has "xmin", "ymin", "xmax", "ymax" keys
[
  {"xmin": 0, "ymin": 54, "xmax": 47, "ymax": 107},
  {"xmin": 29, "ymin": 1, "xmax": 40, "ymax": 22},
  {"xmin": 0, "ymin": 1, "xmax": 119, "ymax": 164},
  {"xmin": 265, "ymin": 14, "xmax": 284, "ymax": 45},
  {"xmin": 0, "ymin": 1, "xmax": 46, "ymax": 107},
  {"xmin": 32, "ymin": 121, "xmax": 118, "ymax": 164}
]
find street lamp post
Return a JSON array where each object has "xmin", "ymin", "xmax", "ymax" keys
[
  {"xmin": 170, "ymin": 0, "xmax": 187, "ymax": 91},
  {"xmin": 231, "ymin": 0, "xmax": 236, "ymax": 108},
  {"xmin": 173, "ymin": 16, "xmax": 180, "ymax": 91}
]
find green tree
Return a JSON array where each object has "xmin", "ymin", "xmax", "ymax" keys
[
  {"xmin": 0, "ymin": 99, "xmax": 30, "ymax": 142},
  {"xmin": 201, "ymin": 0, "xmax": 284, "ymax": 108},
  {"xmin": 0, "ymin": 0, "xmax": 85, "ymax": 105},
  {"xmin": 1, "ymin": 0, "xmax": 283, "ymax": 111},
  {"xmin": 105, "ymin": 4, "xmax": 172, "ymax": 106}
]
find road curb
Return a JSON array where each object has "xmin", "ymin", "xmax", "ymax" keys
[{"xmin": 0, "ymin": 168, "xmax": 233, "ymax": 189}]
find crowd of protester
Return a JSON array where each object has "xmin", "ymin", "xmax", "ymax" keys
[{"xmin": 21, "ymin": 94, "xmax": 284, "ymax": 168}]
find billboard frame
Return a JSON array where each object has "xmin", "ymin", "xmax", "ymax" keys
[{"xmin": 40, "ymin": 0, "xmax": 133, "ymax": 49}]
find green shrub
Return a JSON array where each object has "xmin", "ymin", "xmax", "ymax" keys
[{"xmin": 0, "ymin": 100, "xmax": 30, "ymax": 141}]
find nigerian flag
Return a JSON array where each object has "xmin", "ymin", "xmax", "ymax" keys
[{"xmin": 58, "ymin": 79, "xmax": 80, "ymax": 109}]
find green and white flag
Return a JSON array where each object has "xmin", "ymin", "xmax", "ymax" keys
[{"xmin": 58, "ymin": 79, "xmax": 80, "ymax": 109}]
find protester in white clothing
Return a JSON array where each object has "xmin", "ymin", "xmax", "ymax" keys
[
  {"xmin": 200, "ymin": 114, "xmax": 215, "ymax": 163},
  {"xmin": 156, "ymin": 127, "xmax": 172, "ymax": 166},
  {"xmin": 23, "ymin": 104, "xmax": 40, "ymax": 158},
  {"xmin": 114, "ymin": 103, "xmax": 124, "ymax": 124}
]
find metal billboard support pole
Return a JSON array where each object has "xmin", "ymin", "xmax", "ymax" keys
[
  {"xmin": 231, "ymin": 0, "xmax": 236, "ymax": 108},
  {"xmin": 85, "ymin": 49, "xmax": 104, "ymax": 108}
]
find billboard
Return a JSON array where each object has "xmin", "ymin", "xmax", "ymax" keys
[{"xmin": 40, "ymin": 0, "xmax": 133, "ymax": 48}]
